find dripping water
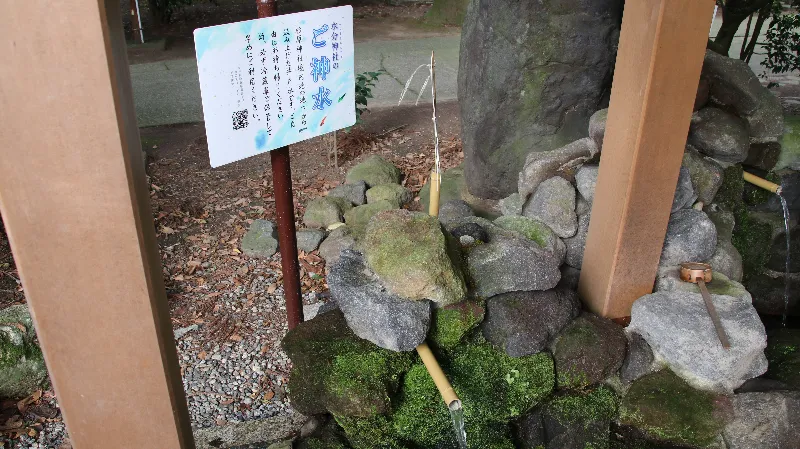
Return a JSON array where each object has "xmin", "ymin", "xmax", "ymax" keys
[
  {"xmin": 448, "ymin": 400, "xmax": 467, "ymax": 449},
  {"xmin": 779, "ymin": 194, "xmax": 792, "ymax": 327}
]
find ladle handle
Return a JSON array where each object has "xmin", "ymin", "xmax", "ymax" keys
[{"xmin": 696, "ymin": 278, "xmax": 731, "ymax": 349}]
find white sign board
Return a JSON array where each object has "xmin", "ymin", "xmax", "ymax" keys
[{"xmin": 194, "ymin": 6, "xmax": 355, "ymax": 167}]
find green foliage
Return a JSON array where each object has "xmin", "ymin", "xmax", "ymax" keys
[
  {"xmin": 355, "ymin": 70, "xmax": 386, "ymax": 123},
  {"xmin": 148, "ymin": 0, "xmax": 194, "ymax": 24},
  {"xmin": 763, "ymin": 2, "xmax": 800, "ymax": 75}
]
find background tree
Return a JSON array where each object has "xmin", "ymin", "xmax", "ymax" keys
[{"xmin": 713, "ymin": 0, "xmax": 773, "ymax": 54}]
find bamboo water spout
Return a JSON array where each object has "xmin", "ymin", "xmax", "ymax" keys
[{"xmin": 743, "ymin": 171, "xmax": 782, "ymax": 194}]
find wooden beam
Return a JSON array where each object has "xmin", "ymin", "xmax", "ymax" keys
[
  {"xmin": 0, "ymin": 1, "xmax": 194, "ymax": 448},
  {"xmin": 579, "ymin": 0, "xmax": 715, "ymax": 319}
]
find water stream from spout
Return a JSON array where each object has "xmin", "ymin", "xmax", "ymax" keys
[
  {"xmin": 448, "ymin": 400, "xmax": 468, "ymax": 449},
  {"xmin": 779, "ymin": 194, "xmax": 792, "ymax": 327}
]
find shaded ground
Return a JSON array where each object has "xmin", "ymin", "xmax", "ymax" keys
[
  {"xmin": 126, "ymin": 2, "xmax": 458, "ymax": 65},
  {"xmin": 0, "ymin": 101, "xmax": 463, "ymax": 447}
]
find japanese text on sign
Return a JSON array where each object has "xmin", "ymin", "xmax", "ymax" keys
[{"xmin": 194, "ymin": 6, "xmax": 355, "ymax": 167}]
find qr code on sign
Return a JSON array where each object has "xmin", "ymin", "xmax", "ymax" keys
[{"xmin": 232, "ymin": 109, "xmax": 249, "ymax": 130}]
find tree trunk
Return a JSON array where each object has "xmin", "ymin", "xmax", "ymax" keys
[
  {"xmin": 742, "ymin": 3, "xmax": 772, "ymax": 63},
  {"xmin": 714, "ymin": 0, "xmax": 772, "ymax": 54}
]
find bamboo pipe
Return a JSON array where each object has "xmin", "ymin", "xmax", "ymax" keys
[
  {"xmin": 416, "ymin": 342, "xmax": 460, "ymax": 406},
  {"xmin": 428, "ymin": 171, "xmax": 441, "ymax": 217},
  {"xmin": 743, "ymin": 171, "xmax": 782, "ymax": 194}
]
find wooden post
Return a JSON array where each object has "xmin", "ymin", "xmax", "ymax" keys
[
  {"xmin": 0, "ymin": 1, "xmax": 194, "ymax": 448},
  {"xmin": 578, "ymin": 0, "xmax": 715, "ymax": 320}
]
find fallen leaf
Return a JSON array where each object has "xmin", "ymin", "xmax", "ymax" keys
[
  {"xmin": 161, "ymin": 226, "xmax": 175, "ymax": 234},
  {"xmin": 267, "ymin": 283, "xmax": 277, "ymax": 294},
  {"xmin": 263, "ymin": 390, "xmax": 275, "ymax": 401},
  {"xmin": 237, "ymin": 266, "xmax": 249, "ymax": 276},
  {"xmin": 198, "ymin": 351, "xmax": 207, "ymax": 360},
  {"xmin": 220, "ymin": 398, "xmax": 234, "ymax": 406},
  {"xmin": 229, "ymin": 334, "xmax": 242, "ymax": 342}
]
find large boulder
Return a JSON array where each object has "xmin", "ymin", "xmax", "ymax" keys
[
  {"xmin": 363, "ymin": 210, "xmax": 466, "ymax": 306},
  {"xmin": 482, "ymin": 289, "xmax": 580, "ymax": 357},
  {"xmin": 343, "ymin": 200, "xmax": 395, "ymax": 240},
  {"xmin": 281, "ymin": 309, "xmax": 413, "ymax": 417},
  {"xmin": 723, "ymin": 391, "xmax": 800, "ymax": 449},
  {"xmin": 551, "ymin": 313, "xmax": 627, "ymax": 390},
  {"xmin": 522, "ymin": 176, "xmax": 578, "ymax": 239},
  {"xmin": 518, "ymin": 138, "xmax": 599, "ymax": 199},
  {"xmin": 303, "ymin": 196, "xmax": 351, "ymax": 229},
  {"xmin": 345, "ymin": 155, "xmax": 401, "ymax": 188},
  {"xmin": 241, "ymin": 219, "xmax": 279, "ymax": 258},
  {"xmin": 328, "ymin": 181, "xmax": 367, "ymax": 206},
  {"xmin": 0, "ymin": 305, "xmax": 47, "ymax": 399},
  {"xmin": 588, "ymin": 109, "xmax": 608, "ymax": 151},
  {"xmin": 702, "ymin": 49, "xmax": 768, "ymax": 116},
  {"xmin": 672, "ymin": 166, "xmax": 698, "ymax": 212},
  {"xmin": 437, "ymin": 199, "xmax": 474, "ymax": 225},
  {"xmin": 629, "ymin": 291, "xmax": 768, "ymax": 393},
  {"xmin": 574, "ymin": 164, "xmax": 599, "ymax": 204},
  {"xmin": 365, "ymin": 184, "xmax": 411, "ymax": 208},
  {"xmin": 465, "ymin": 236, "xmax": 561, "ymax": 298},
  {"xmin": 318, "ymin": 225, "xmax": 356, "ymax": 265},
  {"xmin": 460, "ymin": 0, "xmax": 623, "ymax": 199},
  {"xmin": 327, "ymin": 250, "xmax": 431, "ymax": 352},
  {"xmin": 654, "ymin": 266, "xmax": 750, "ymax": 304},
  {"xmin": 619, "ymin": 370, "xmax": 733, "ymax": 448},
  {"xmin": 688, "ymin": 108, "xmax": 750, "ymax": 164},
  {"xmin": 683, "ymin": 146, "xmax": 724, "ymax": 204},
  {"xmin": 777, "ymin": 116, "xmax": 800, "ymax": 171},
  {"xmin": 659, "ymin": 209, "xmax": 718, "ymax": 267}
]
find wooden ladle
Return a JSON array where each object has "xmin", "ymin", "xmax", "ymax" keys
[{"xmin": 679, "ymin": 262, "xmax": 731, "ymax": 349}]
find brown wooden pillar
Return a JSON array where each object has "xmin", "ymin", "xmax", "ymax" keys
[
  {"xmin": 0, "ymin": 1, "xmax": 194, "ymax": 448},
  {"xmin": 579, "ymin": 0, "xmax": 716, "ymax": 319}
]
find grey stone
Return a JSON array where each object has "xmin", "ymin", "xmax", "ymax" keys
[
  {"xmin": 659, "ymin": 209, "xmax": 718, "ymax": 267},
  {"xmin": 629, "ymin": 291, "xmax": 768, "ymax": 393},
  {"xmin": 552, "ymin": 313, "xmax": 627, "ymax": 390},
  {"xmin": 318, "ymin": 226, "xmax": 355, "ymax": 265},
  {"xmin": 460, "ymin": 0, "xmax": 622, "ymax": 198},
  {"xmin": 575, "ymin": 164, "xmax": 599, "ymax": 204},
  {"xmin": 296, "ymin": 228, "xmax": 326, "ymax": 253},
  {"xmin": 672, "ymin": 166, "xmax": 698, "ymax": 212},
  {"xmin": 363, "ymin": 210, "xmax": 467, "ymax": 306},
  {"xmin": 466, "ymin": 236, "xmax": 561, "ymax": 298},
  {"xmin": 438, "ymin": 199, "xmax": 474, "ymax": 225},
  {"xmin": 449, "ymin": 222, "xmax": 489, "ymax": 243},
  {"xmin": 734, "ymin": 377, "xmax": 792, "ymax": 393},
  {"xmin": 302, "ymin": 302, "xmax": 323, "ymax": 321},
  {"xmin": 564, "ymin": 212, "xmax": 590, "ymax": 269},
  {"xmin": 723, "ymin": 391, "xmax": 800, "ymax": 449},
  {"xmin": 303, "ymin": 197, "xmax": 350, "ymax": 229},
  {"xmin": 173, "ymin": 324, "xmax": 199, "ymax": 340},
  {"xmin": 588, "ymin": 109, "xmax": 608, "ymax": 151},
  {"xmin": 523, "ymin": 176, "xmax": 578, "ymax": 239},
  {"xmin": 345, "ymin": 155, "xmax": 401, "ymax": 187},
  {"xmin": 745, "ymin": 141, "xmax": 783, "ymax": 171},
  {"xmin": 0, "ymin": 305, "xmax": 47, "ymax": 399},
  {"xmin": 499, "ymin": 193, "xmax": 525, "ymax": 216},
  {"xmin": 557, "ymin": 265, "xmax": 581, "ymax": 291},
  {"xmin": 328, "ymin": 250, "xmax": 431, "ymax": 352},
  {"xmin": 706, "ymin": 205, "xmax": 736, "ymax": 242},
  {"xmin": 621, "ymin": 332, "xmax": 657, "ymax": 384},
  {"xmin": 707, "ymin": 240, "xmax": 744, "ymax": 282},
  {"xmin": 494, "ymin": 215, "xmax": 566, "ymax": 262},
  {"xmin": 365, "ymin": 183, "xmax": 411, "ymax": 208},
  {"xmin": 744, "ymin": 86, "xmax": 785, "ymax": 144},
  {"xmin": 192, "ymin": 412, "xmax": 308, "ymax": 449},
  {"xmin": 702, "ymin": 49, "xmax": 766, "ymax": 116},
  {"xmin": 482, "ymin": 289, "xmax": 581, "ymax": 357},
  {"xmin": 343, "ymin": 200, "xmax": 395, "ymax": 240},
  {"xmin": 683, "ymin": 146, "xmax": 724, "ymax": 204},
  {"xmin": 777, "ymin": 116, "xmax": 800, "ymax": 171},
  {"xmin": 655, "ymin": 266, "xmax": 749, "ymax": 303},
  {"xmin": 328, "ymin": 181, "xmax": 367, "ymax": 206},
  {"xmin": 419, "ymin": 165, "xmax": 466, "ymax": 212},
  {"xmin": 241, "ymin": 219, "xmax": 279, "ymax": 258},
  {"xmin": 746, "ymin": 271, "xmax": 800, "ymax": 317},
  {"xmin": 518, "ymin": 138, "xmax": 599, "ymax": 199},
  {"xmin": 688, "ymin": 108, "xmax": 750, "ymax": 164},
  {"xmin": 768, "ymin": 228, "xmax": 800, "ymax": 273},
  {"xmin": 575, "ymin": 195, "xmax": 591, "ymax": 216}
]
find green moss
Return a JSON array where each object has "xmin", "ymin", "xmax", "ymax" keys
[
  {"xmin": 619, "ymin": 370, "xmax": 728, "ymax": 447},
  {"xmin": 715, "ymin": 165, "xmax": 744, "ymax": 211},
  {"xmin": 393, "ymin": 364, "xmax": 454, "ymax": 447},
  {"xmin": 765, "ymin": 329, "xmax": 800, "ymax": 388},
  {"xmin": 465, "ymin": 421, "xmax": 516, "ymax": 449},
  {"xmin": 776, "ymin": 115, "xmax": 800, "ymax": 170},
  {"xmin": 731, "ymin": 210, "xmax": 774, "ymax": 281},
  {"xmin": 366, "ymin": 184, "xmax": 411, "ymax": 208},
  {"xmin": 547, "ymin": 387, "xmax": 618, "ymax": 428},
  {"xmin": 493, "ymin": 216, "xmax": 552, "ymax": 247},
  {"xmin": 448, "ymin": 343, "xmax": 555, "ymax": 423},
  {"xmin": 335, "ymin": 414, "xmax": 407, "ymax": 449},
  {"xmin": 327, "ymin": 350, "xmax": 413, "ymax": 417},
  {"xmin": 343, "ymin": 200, "xmax": 395, "ymax": 240},
  {"xmin": 345, "ymin": 155, "xmax": 401, "ymax": 187},
  {"xmin": 429, "ymin": 300, "xmax": 485, "ymax": 350},
  {"xmin": 0, "ymin": 332, "xmax": 27, "ymax": 369}
]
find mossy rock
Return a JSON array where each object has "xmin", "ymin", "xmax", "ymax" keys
[
  {"xmin": 296, "ymin": 418, "xmax": 351, "ymax": 449},
  {"xmin": 363, "ymin": 210, "xmax": 467, "ymax": 305},
  {"xmin": 391, "ymin": 364, "xmax": 454, "ymax": 447},
  {"xmin": 335, "ymin": 414, "xmax": 408, "ymax": 449},
  {"xmin": 776, "ymin": 115, "xmax": 800, "ymax": 170},
  {"xmin": 546, "ymin": 386, "xmax": 618, "ymax": 428},
  {"xmin": 281, "ymin": 310, "xmax": 413, "ymax": 417},
  {"xmin": 714, "ymin": 165, "xmax": 744, "ymax": 212},
  {"xmin": 619, "ymin": 370, "xmax": 732, "ymax": 448},
  {"xmin": 305, "ymin": 197, "xmax": 352, "ymax": 229},
  {"xmin": 366, "ymin": 184, "xmax": 412, "ymax": 208},
  {"xmin": 732, "ymin": 210, "xmax": 777, "ymax": 281},
  {"xmin": 552, "ymin": 314, "xmax": 627, "ymax": 390},
  {"xmin": 428, "ymin": 300, "xmax": 485, "ymax": 350},
  {"xmin": 343, "ymin": 200, "xmax": 395, "ymax": 241},
  {"xmin": 764, "ymin": 328, "xmax": 800, "ymax": 389},
  {"xmin": 346, "ymin": 155, "xmax": 401, "ymax": 188},
  {"xmin": 0, "ymin": 305, "xmax": 47, "ymax": 399},
  {"xmin": 494, "ymin": 215, "xmax": 558, "ymax": 249},
  {"xmin": 420, "ymin": 166, "xmax": 466, "ymax": 212}
]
